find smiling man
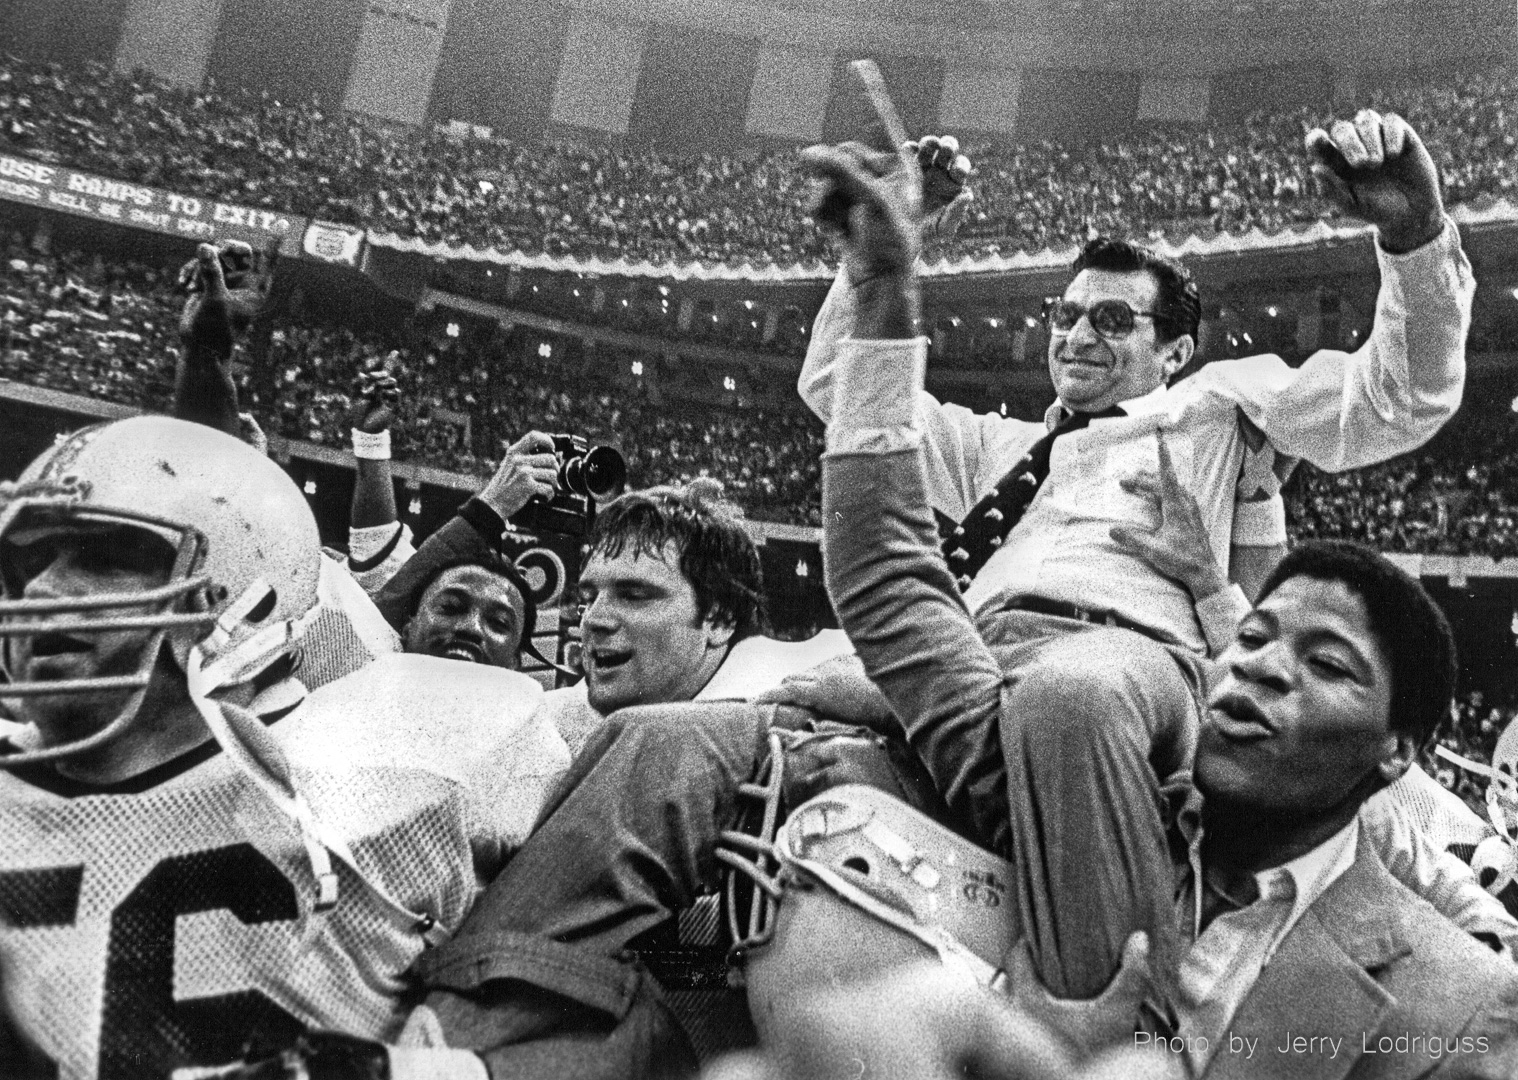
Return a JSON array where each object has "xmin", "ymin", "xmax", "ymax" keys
[
  {"xmin": 739, "ymin": 544, "xmax": 1518, "ymax": 1080},
  {"xmin": 801, "ymin": 108, "xmax": 1472, "ymax": 1006},
  {"xmin": 576, "ymin": 487, "xmax": 755, "ymax": 715},
  {"xmin": 400, "ymin": 556, "xmax": 533, "ymax": 669}
]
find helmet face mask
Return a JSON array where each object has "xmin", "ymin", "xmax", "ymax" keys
[
  {"xmin": 0, "ymin": 493, "xmax": 215, "ymax": 764},
  {"xmin": 0, "ymin": 417, "xmax": 323, "ymax": 768}
]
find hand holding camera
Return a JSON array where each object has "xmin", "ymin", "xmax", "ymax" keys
[
  {"xmin": 484, "ymin": 432, "xmax": 628, "ymax": 534},
  {"xmin": 479, "ymin": 430, "xmax": 564, "ymax": 522}
]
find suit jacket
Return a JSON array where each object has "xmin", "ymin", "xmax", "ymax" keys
[{"xmin": 1209, "ymin": 843, "xmax": 1518, "ymax": 1080}]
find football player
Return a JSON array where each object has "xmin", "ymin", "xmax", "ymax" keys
[{"xmin": 0, "ymin": 415, "xmax": 569, "ymax": 1080}]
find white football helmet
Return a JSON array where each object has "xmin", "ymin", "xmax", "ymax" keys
[
  {"xmin": 1489, "ymin": 720, "xmax": 1518, "ymax": 841},
  {"xmin": 0, "ymin": 416, "xmax": 322, "ymax": 765},
  {"xmin": 735, "ymin": 784, "xmax": 1017, "ymax": 1048}
]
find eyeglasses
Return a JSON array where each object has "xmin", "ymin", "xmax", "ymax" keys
[{"xmin": 1043, "ymin": 299, "xmax": 1159, "ymax": 339}]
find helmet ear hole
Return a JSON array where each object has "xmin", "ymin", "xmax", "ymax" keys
[
  {"xmin": 842, "ymin": 856, "xmax": 872, "ymax": 877},
  {"xmin": 246, "ymin": 589, "xmax": 276, "ymax": 624}
]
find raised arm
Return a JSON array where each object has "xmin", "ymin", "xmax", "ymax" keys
[
  {"xmin": 805, "ymin": 137, "xmax": 1012, "ymax": 853},
  {"xmin": 173, "ymin": 240, "xmax": 275, "ymax": 439},
  {"xmin": 1213, "ymin": 111, "xmax": 1471, "ymax": 472},
  {"xmin": 799, "ymin": 139, "xmax": 1013, "ymax": 522},
  {"xmin": 371, "ymin": 432, "xmax": 559, "ymax": 631},
  {"xmin": 344, "ymin": 362, "xmax": 416, "ymax": 596}
]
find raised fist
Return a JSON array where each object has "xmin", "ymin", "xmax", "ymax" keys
[
  {"xmin": 178, "ymin": 238, "xmax": 279, "ymax": 355},
  {"xmin": 345, "ymin": 354, "xmax": 402, "ymax": 433},
  {"xmin": 803, "ymin": 139, "xmax": 922, "ymax": 286},
  {"xmin": 907, "ymin": 134, "xmax": 973, "ymax": 245},
  {"xmin": 1305, "ymin": 109, "xmax": 1445, "ymax": 254}
]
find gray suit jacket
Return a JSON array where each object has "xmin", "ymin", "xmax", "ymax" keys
[{"xmin": 1209, "ymin": 843, "xmax": 1518, "ymax": 1080}]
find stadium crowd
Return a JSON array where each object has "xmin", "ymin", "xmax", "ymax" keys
[
  {"xmin": 23, "ymin": 231, "xmax": 1518, "ymax": 542},
  {"xmin": 5, "ymin": 57, "xmax": 1518, "ymax": 264},
  {"xmin": 4, "ymin": 59, "xmax": 1518, "ymax": 1080},
  {"xmin": 1287, "ymin": 401, "xmax": 1518, "ymax": 558},
  {"xmin": 0, "ymin": 236, "xmax": 826, "ymax": 523}
]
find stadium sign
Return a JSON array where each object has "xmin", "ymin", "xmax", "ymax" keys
[
  {"xmin": 302, "ymin": 220, "xmax": 365, "ymax": 266},
  {"xmin": 0, "ymin": 154, "xmax": 307, "ymax": 255}
]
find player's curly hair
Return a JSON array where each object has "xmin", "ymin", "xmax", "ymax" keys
[
  {"xmin": 1072, "ymin": 237, "xmax": 1201, "ymax": 347},
  {"xmin": 589, "ymin": 480, "xmax": 769, "ymax": 640}
]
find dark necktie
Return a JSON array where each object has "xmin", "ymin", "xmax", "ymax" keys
[{"xmin": 939, "ymin": 406, "xmax": 1123, "ymax": 592}]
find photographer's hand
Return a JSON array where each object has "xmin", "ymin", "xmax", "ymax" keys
[{"xmin": 479, "ymin": 431, "xmax": 560, "ymax": 522}]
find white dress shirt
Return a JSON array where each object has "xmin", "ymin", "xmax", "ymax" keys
[{"xmin": 802, "ymin": 220, "xmax": 1473, "ymax": 653}]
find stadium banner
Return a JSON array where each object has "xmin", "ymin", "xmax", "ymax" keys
[
  {"xmin": 367, "ymin": 195, "xmax": 1518, "ymax": 282},
  {"xmin": 0, "ymin": 153, "xmax": 307, "ymax": 255},
  {"xmin": 303, "ymin": 220, "xmax": 366, "ymax": 266}
]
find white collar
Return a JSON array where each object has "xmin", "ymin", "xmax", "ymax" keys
[
  {"xmin": 1259, "ymin": 817, "xmax": 1359, "ymax": 962},
  {"xmin": 1043, "ymin": 382, "xmax": 1171, "ymax": 430}
]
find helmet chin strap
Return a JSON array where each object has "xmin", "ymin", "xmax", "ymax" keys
[
  {"xmin": 185, "ymin": 636, "xmax": 446, "ymax": 945},
  {"xmin": 1435, "ymin": 744, "xmax": 1518, "ymax": 840}
]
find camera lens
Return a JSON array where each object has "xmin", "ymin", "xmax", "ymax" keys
[{"xmin": 581, "ymin": 446, "xmax": 626, "ymax": 500}]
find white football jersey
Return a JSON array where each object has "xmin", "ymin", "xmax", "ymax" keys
[{"xmin": 0, "ymin": 654, "xmax": 570, "ymax": 1080}]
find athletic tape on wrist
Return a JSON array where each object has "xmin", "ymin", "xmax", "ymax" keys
[{"xmin": 351, "ymin": 428, "xmax": 391, "ymax": 460}]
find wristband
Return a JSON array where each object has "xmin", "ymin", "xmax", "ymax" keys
[{"xmin": 351, "ymin": 428, "xmax": 391, "ymax": 460}]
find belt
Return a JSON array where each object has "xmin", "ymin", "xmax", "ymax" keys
[{"xmin": 1000, "ymin": 595, "xmax": 1161, "ymax": 640}]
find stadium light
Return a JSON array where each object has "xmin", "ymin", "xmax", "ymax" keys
[
  {"xmin": 1510, "ymin": 395, "xmax": 1518, "ymax": 413},
  {"xmin": 1266, "ymin": 306, "xmax": 1278, "ymax": 317}
]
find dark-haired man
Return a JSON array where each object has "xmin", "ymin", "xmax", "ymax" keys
[
  {"xmin": 395, "ymin": 556, "xmax": 534, "ymax": 670},
  {"xmin": 748, "ymin": 543, "xmax": 1518, "ymax": 1080},
  {"xmin": 801, "ymin": 108, "xmax": 1472, "ymax": 1005},
  {"xmin": 390, "ymin": 481, "xmax": 858, "ymax": 1079},
  {"xmin": 538, "ymin": 481, "xmax": 821, "ymax": 755}
]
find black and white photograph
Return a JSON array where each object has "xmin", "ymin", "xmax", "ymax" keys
[{"xmin": 1, "ymin": 0, "xmax": 1517, "ymax": 1076}]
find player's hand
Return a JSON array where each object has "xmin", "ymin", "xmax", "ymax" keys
[
  {"xmin": 479, "ymin": 430, "xmax": 559, "ymax": 521},
  {"xmin": 178, "ymin": 239, "xmax": 278, "ymax": 356},
  {"xmin": 344, "ymin": 359, "xmax": 401, "ymax": 434},
  {"xmin": 908, "ymin": 134, "xmax": 974, "ymax": 245},
  {"xmin": 802, "ymin": 138, "xmax": 922, "ymax": 287},
  {"xmin": 1007, "ymin": 931, "xmax": 1159, "ymax": 1061},
  {"xmin": 755, "ymin": 653, "xmax": 894, "ymax": 731},
  {"xmin": 1305, "ymin": 109, "xmax": 1444, "ymax": 254},
  {"xmin": 703, "ymin": 960, "xmax": 1182, "ymax": 1080},
  {"xmin": 186, "ymin": 1030, "xmax": 389, "ymax": 1080},
  {"xmin": 1110, "ymin": 435, "xmax": 1228, "ymax": 603}
]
